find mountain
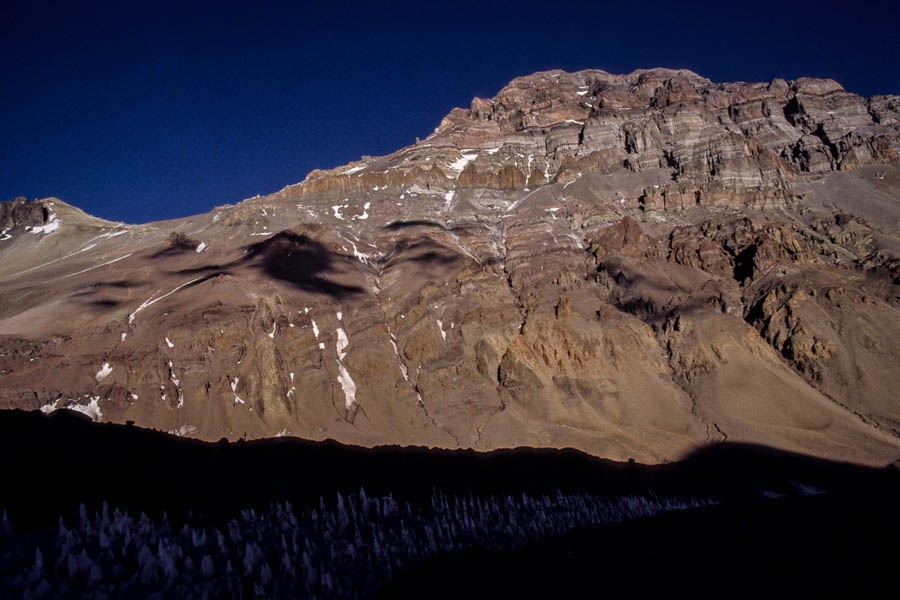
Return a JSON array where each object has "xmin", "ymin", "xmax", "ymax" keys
[{"xmin": 1, "ymin": 68, "xmax": 899, "ymax": 466}]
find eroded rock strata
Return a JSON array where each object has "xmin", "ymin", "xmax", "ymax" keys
[{"xmin": 1, "ymin": 68, "xmax": 899, "ymax": 465}]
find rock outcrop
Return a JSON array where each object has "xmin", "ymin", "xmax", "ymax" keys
[{"xmin": 1, "ymin": 68, "xmax": 899, "ymax": 466}]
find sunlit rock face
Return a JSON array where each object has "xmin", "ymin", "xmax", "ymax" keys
[{"xmin": 1, "ymin": 68, "xmax": 899, "ymax": 466}]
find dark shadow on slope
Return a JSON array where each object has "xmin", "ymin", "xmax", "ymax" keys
[
  {"xmin": 383, "ymin": 220, "xmax": 449, "ymax": 231},
  {"xmin": 68, "ymin": 280, "xmax": 137, "ymax": 299},
  {"xmin": 2, "ymin": 410, "xmax": 899, "ymax": 597},
  {"xmin": 614, "ymin": 294, "xmax": 713, "ymax": 324},
  {"xmin": 383, "ymin": 236, "xmax": 464, "ymax": 269},
  {"xmin": 1, "ymin": 409, "xmax": 898, "ymax": 533},
  {"xmin": 88, "ymin": 299, "xmax": 122, "ymax": 309},
  {"xmin": 73, "ymin": 280, "xmax": 135, "ymax": 291},
  {"xmin": 172, "ymin": 231, "xmax": 364, "ymax": 300},
  {"xmin": 68, "ymin": 280, "xmax": 137, "ymax": 307},
  {"xmin": 599, "ymin": 259, "xmax": 720, "ymax": 324},
  {"xmin": 733, "ymin": 242, "xmax": 758, "ymax": 281},
  {"xmin": 147, "ymin": 232, "xmax": 201, "ymax": 259}
]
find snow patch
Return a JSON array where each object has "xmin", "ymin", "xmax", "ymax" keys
[
  {"xmin": 63, "ymin": 252, "xmax": 133, "ymax": 279},
  {"xmin": 333, "ymin": 323, "xmax": 357, "ymax": 411},
  {"xmin": 268, "ymin": 321, "xmax": 276, "ymax": 339},
  {"xmin": 389, "ymin": 336, "xmax": 409, "ymax": 381},
  {"xmin": 447, "ymin": 152, "xmax": 478, "ymax": 174},
  {"xmin": 336, "ymin": 362, "xmax": 357, "ymax": 411},
  {"xmin": 345, "ymin": 164, "xmax": 366, "ymax": 175},
  {"xmin": 165, "ymin": 337, "xmax": 174, "ymax": 348},
  {"xmin": 95, "ymin": 363, "xmax": 113, "ymax": 382},
  {"xmin": 129, "ymin": 277, "xmax": 203, "ymax": 324},
  {"xmin": 40, "ymin": 399, "xmax": 59, "ymax": 414},
  {"xmin": 66, "ymin": 396, "xmax": 103, "ymax": 421},
  {"xmin": 169, "ymin": 424, "xmax": 198, "ymax": 437},
  {"xmin": 339, "ymin": 235, "xmax": 370, "ymax": 264},
  {"xmin": 29, "ymin": 212, "xmax": 61, "ymax": 235},
  {"xmin": 230, "ymin": 378, "xmax": 245, "ymax": 404},
  {"xmin": 311, "ymin": 320, "xmax": 319, "ymax": 338},
  {"xmin": 196, "ymin": 242, "xmax": 207, "ymax": 253},
  {"xmin": 443, "ymin": 190, "xmax": 455, "ymax": 211},
  {"xmin": 332, "ymin": 205, "xmax": 345, "ymax": 220},
  {"xmin": 43, "ymin": 395, "xmax": 103, "ymax": 421},
  {"xmin": 436, "ymin": 319, "xmax": 446, "ymax": 341},
  {"xmin": 506, "ymin": 188, "xmax": 541, "ymax": 213},
  {"xmin": 168, "ymin": 360, "xmax": 183, "ymax": 408},
  {"xmin": 336, "ymin": 327, "xmax": 349, "ymax": 360}
]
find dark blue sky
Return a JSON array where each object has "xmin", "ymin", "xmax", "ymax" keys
[{"xmin": 2, "ymin": 0, "xmax": 898, "ymax": 224}]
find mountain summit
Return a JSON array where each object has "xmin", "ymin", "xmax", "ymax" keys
[{"xmin": 2, "ymin": 68, "xmax": 899, "ymax": 465}]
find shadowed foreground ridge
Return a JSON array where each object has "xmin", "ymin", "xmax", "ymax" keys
[
  {"xmin": 1, "ymin": 410, "xmax": 898, "ymax": 597},
  {"xmin": 1, "ymin": 67, "xmax": 900, "ymax": 467}
]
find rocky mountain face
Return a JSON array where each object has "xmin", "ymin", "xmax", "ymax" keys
[{"xmin": 2, "ymin": 68, "xmax": 899, "ymax": 465}]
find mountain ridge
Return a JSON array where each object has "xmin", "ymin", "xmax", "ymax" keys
[{"xmin": 1, "ymin": 67, "xmax": 899, "ymax": 466}]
